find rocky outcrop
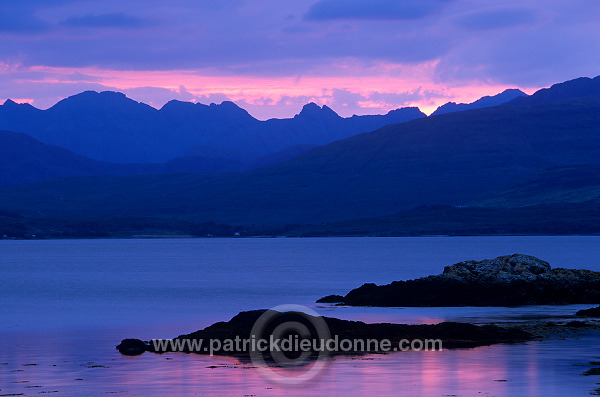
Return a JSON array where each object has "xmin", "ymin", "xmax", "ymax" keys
[
  {"xmin": 576, "ymin": 306, "xmax": 600, "ymax": 317},
  {"xmin": 317, "ymin": 254, "xmax": 600, "ymax": 306},
  {"xmin": 116, "ymin": 309, "xmax": 532, "ymax": 357}
]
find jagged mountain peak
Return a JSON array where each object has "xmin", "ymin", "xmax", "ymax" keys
[
  {"xmin": 1, "ymin": 99, "xmax": 36, "ymax": 110},
  {"xmin": 296, "ymin": 102, "xmax": 340, "ymax": 119},
  {"xmin": 2, "ymin": 99, "xmax": 19, "ymax": 107}
]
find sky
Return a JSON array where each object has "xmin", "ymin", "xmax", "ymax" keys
[{"xmin": 0, "ymin": 0, "xmax": 599, "ymax": 119}]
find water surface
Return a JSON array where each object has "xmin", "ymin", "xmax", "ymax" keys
[{"xmin": 1, "ymin": 236, "xmax": 599, "ymax": 395}]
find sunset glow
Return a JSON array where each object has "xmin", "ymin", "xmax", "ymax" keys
[
  {"xmin": 4, "ymin": 63, "xmax": 537, "ymax": 119},
  {"xmin": 1, "ymin": 0, "xmax": 598, "ymax": 119},
  {"xmin": 1, "ymin": 1, "xmax": 600, "ymax": 396}
]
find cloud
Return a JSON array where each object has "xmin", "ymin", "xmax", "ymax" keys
[
  {"xmin": 53, "ymin": 72, "xmax": 102, "ymax": 82},
  {"xmin": 0, "ymin": 0, "xmax": 598, "ymax": 119},
  {"xmin": 305, "ymin": 0, "xmax": 452, "ymax": 21},
  {"xmin": 368, "ymin": 90, "xmax": 429, "ymax": 104},
  {"xmin": 61, "ymin": 13, "xmax": 150, "ymax": 29},
  {"xmin": 434, "ymin": 0, "xmax": 600, "ymax": 87},
  {"xmin": 330, "ymin": 89, "xmax": 365, "ymax": 107},
  {"xmin": 457, "ymin": 7, "xmax": 538, "ymax": 30},
  {"xmin": 0, "ymin": 5, "xmax": 50, "ymax": 34},
  {"xmin": 0, "ymin": 0, "xmax": 83, "ymax": 35},
  {"xmin": 0, "ymin": 0, "xmax": 450, "ymax": 72},
  {"xmin": 0, "ymin": 61, "xmax": 525, "ymax": 119},
  {"xmin": 123, "ymin": 86, "xmax": 198, "ymax": 108},
  {"xmin": 327, "ymin": 87, "xmax": 449, "ymax": 115}
]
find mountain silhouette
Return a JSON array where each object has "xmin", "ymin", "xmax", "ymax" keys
[
  {"xmin": 507, "ymin": 75, "xmax": 600, "ymax": 106},
  {"xmin": 431, "ymin": 88, "xmax": 526, "ymax": 116},
  {"xmin": 1, "ymin": 75, "xmax": 599, "ymax": 233},
  {"xmin": 0, "ymin": 93, "xmax": 425, "ymax": 163},
  {"xmin": 1, "ymin": 75, "xmax": 599, "ymax": 227}
]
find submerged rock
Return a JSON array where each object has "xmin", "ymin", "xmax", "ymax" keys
[{"xmin": 317, "ymin": 254, "xmax": 600, "ymax": 307}]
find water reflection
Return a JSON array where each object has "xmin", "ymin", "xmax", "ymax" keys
[
  {"xmin": 0, "ymin": 331, "xmax": 596, "ymax": 396},
  {"xmin": 2, "ymin": 237, "xmax": 600, "ymax": 395}
]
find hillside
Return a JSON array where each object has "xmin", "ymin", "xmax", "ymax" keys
[
  {"xmin": 283, "ymin": 203, "xmax": 600, "ymax": 237},
  {"xmin": 507, "ymin": 76, "xmax": 600, "ymax": 106},
  {"xmin": 0, "ymin": 129, "xmax": 306, "ymax": 185},
  {"xmin": 0, "ymin": 94, "xmax": 599, "ymax": 226},
  {"xmin": 0, "ymin": 130, "xmax": 128, "ymax": 185},
  {"xmin": 474, "ymin": 165, "xmax": 600, "ymax": 208}
]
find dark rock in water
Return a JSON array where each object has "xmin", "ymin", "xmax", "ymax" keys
[
  {"xmin": 316, "ymin": 294, "xmax": 345, "ymax": 303},
  {"xmin": 564, "ymin": 320, "xmax": 589, "ymax": 328},
  {"xmin": 116, "ymin": 309, "xmax": 533, "ymax": 357},
  {"xmin": 319, "ymin": 254, "xmax": 600, "ymax": 307},
  {"xmin": 576, "ymin": 306, "xmax": 600, "ymax": 317},
  {"xmin": 582, "ymin": 367, "xmax": 600, "ymax": 376},
  {"xmin": 116, "ymin": 338, "xmax": 148, "ymax": 356}
]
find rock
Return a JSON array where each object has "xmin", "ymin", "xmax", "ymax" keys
[
  {"xmin": 576, "ymin": 306, "xmax": 600, "ymax": 317},
  {"xmin": 319, "ymin": 254, "xmax": 600, "ymax": 307},
  {"xmin": 116, "ymin": 338, "xmax": 148, "ymax": 356},
  {"xmin": 316, "ymin": 294, "xmax": 345, "ymax": 303},
  {"xmin": 116, "ymin": 309, "xmax": 533, "ymax": 357},
  {"xmin": 582, "ymin": 368, "xmax": 600, "ymax": 376},
  {"xmin": 564, "ymin": 320, "xmax": 589, "ymax": 328},
  {"xmin": 442, "ymin": 254, "xmax": 551, "ymax": 282}
]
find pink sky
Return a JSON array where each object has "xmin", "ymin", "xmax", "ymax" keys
[
  {"xmin": 2, "ymin": 63, "xmax": 539, "ymax": 119},
  {"xmin": 0, "ymin": 0, "xmax": 598, "ymax": 119}
]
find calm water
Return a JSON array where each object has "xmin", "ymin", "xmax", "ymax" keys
[{"xmin": 1, "ymin": 236, "xmax": 600, "ymax": 396}]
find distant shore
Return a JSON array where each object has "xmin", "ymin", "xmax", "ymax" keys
[{"xmin": 3, "ymin": 202, "xmax": 600, "ymax": 240}]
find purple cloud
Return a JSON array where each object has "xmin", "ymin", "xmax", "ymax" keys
[
  {"xmin": 0, "ymin": 4, "xmax": 50, "ymax": 34},
  {"xmin": 0, "ymin": 0, "xmax": 599, "ymax": 119},
  {"xmin": 61, "ymin": 13, "xmax": 151, "ymax": 29},
  {"xmin": 305, "ymin": 0, "xmax": 452, "ymax": 21},
  {"xmin": 457, "ymin": 8, "xmax": 538, "ymax": 30}
]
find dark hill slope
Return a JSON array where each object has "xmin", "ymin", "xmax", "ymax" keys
[
  {"xmin": 0, "ymin": 130, "xmax": 128, "ymax": 185},
  {"xmin": 507, "ymin": 75, "xmax": 600, "ymax": 106},
  {"xmin": 474, "ymin": 165, "xmax": 600, "ymax": 208},
  {"xmin": 431, "ymin": 88, "xmax": 526, "ymax": 116},
  {"xmin": 0, "ymin": 97, "xmax": 599, "ymax": 226},
  {"xmin": 0, "ymin": 130, "xmax": 251, "ymax": 185}
]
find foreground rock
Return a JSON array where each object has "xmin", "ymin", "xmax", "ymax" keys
[
  {"xmin": 576, "ymin": 306, "xmax": 600, "ymax": 317},
  {"xmin": 116, "ymin": 309, "xmax": 532, "ymax": 357},
  {"xmin": 317, "ymin": 254, "xmax": 600, "ymax": 306}
]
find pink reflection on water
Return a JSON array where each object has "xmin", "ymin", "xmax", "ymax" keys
[
  {"xmin": 127, "ymin": 345, "xmax": 532, "ymax": 395},
  {"xmin": 0, "ymin": 328, "xmax": 594, "ymax": 396}
]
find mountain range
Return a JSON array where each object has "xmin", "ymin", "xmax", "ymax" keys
[
  {"xmin": 0, "ymin": 94, "xmax": 425, "ymax": 163},
  {"xmin": 0, "ymin": 85, "xmax": 526, "ymax": 185},
  {"xmin": 1, "ymin": 75, "xmax": 599, "ymax": 237}
]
